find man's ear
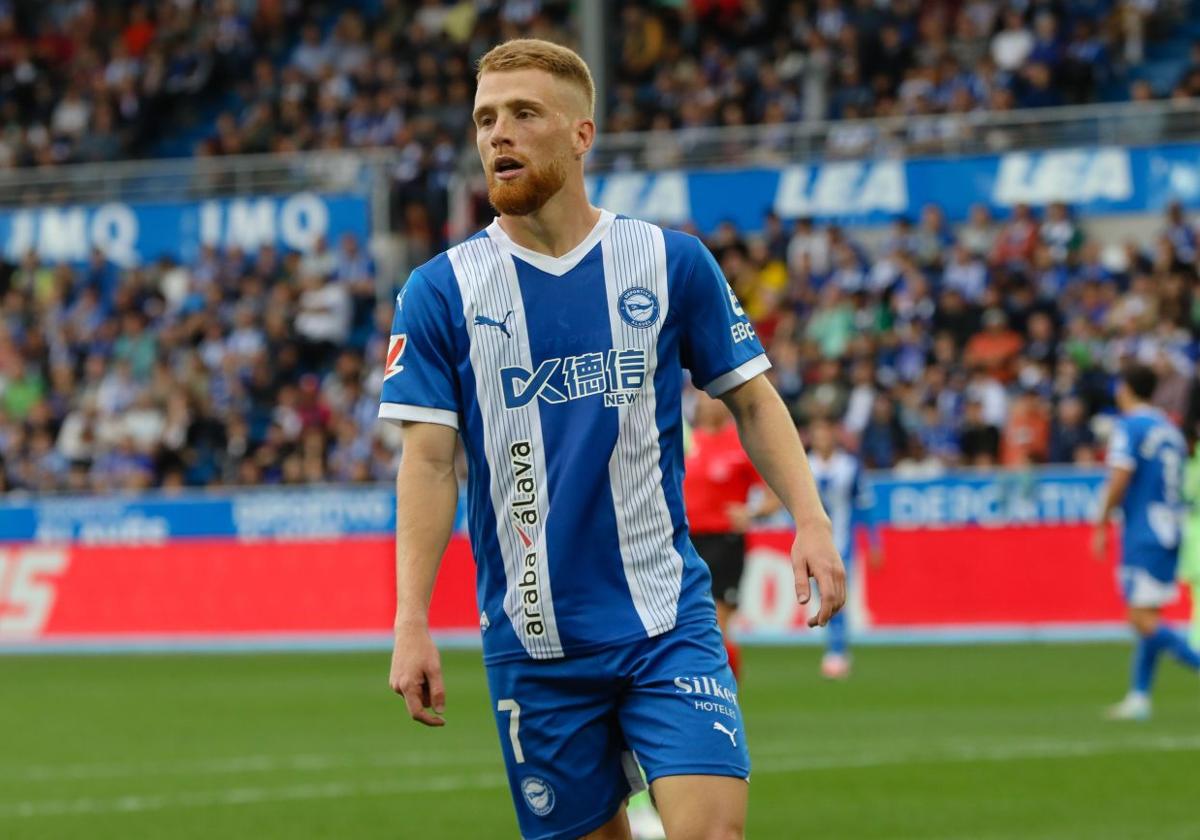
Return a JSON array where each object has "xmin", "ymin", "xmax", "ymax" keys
[{"xmin": 573, "ymin": 117, "xmax": 596, "ymax": 160}]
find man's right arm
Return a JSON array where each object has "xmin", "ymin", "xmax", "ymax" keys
[{"xmin": 388, "ymin": 420, "xmax": 459, "ymax": 727}]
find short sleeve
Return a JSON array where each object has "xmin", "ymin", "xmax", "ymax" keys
[
  {"xmin": 679, "ymin": 239, "xmax": 771, "ymax": 396},
  {"xmin": 378, "ymin": 269, "xmax": 460, "ymax": 429},
  {"xmin": 1107, "ymin": 419, "xmax": 1134, "ymax": 470}
]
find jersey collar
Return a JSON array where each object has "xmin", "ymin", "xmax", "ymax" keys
[{"xmin": 485, "ymin": 209, "xmax": 615, "ymax": 277}]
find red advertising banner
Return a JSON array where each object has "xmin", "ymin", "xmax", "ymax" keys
[
  {"xmin": 0, "ymin": 526, "xmax": 1191, "ymax": 646},
  {"xmin": 734, "ymin": 526, "xmax": 1190, "ymax": 634},
  {"xmin": 864, "ymin": 524, "xmax": 1192, "ymax": 626},
  {"xmin": 0, "ymin": 538, "xmax": 478, "ymax": 642}
]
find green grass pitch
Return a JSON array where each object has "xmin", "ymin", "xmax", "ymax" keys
[{"xmin": 1, "ymin": 643, "xmax": 1196, "ymax": 839}]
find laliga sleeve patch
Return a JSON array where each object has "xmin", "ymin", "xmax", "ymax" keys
[{"xmin": 384, "ymin": 334, "xmax": 407, "ymax": 379}]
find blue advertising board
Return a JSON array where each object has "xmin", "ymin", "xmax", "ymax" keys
[
  {"xmin": 0, "ymin": 191, "xmax": 370, "ymax": 268},
  {"xmin": 0, "ymin": 488, "xmax": 399, "ymax": 543},
  {"xmin": 868, "ymin": 468, "xmax": 1105, "ymax": 528},
  {"xmin": 586, "ymin": 142, "xmax": 1200, "ymax": 231},
  {"xmin": 0, "ymin": 468, "xmax": 1105, "ymax": 543}
]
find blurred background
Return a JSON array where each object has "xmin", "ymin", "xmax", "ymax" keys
[{"xmin": 1, "ymin": 1, "xmax": 1200, "ymax": 838}]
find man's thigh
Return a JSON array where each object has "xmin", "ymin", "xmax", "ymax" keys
[
  {"xmin": 618, "ymin": 621, "xmax": 751, "ymax": 782},
  {"xmin": 486, "ymin": 658, "xmax": 642, "ymax": 840},
  {"xmin": 652, "ymin": 775, "xmax": 748, "ymax": 840}
]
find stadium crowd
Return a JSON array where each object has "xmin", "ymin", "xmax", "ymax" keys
[
  {"xmin": 604, "ymin": 0, "xmax": 1200, "ymax": 167},
  {"xmin": 0, "ymin": 1, "xmax": 573, "ymax": 170},
  {"xmin": 2, "ymin": 198, "xmax": 1199, "ymax": 492},
  {"xmin": 0, "ymin": 230, "xmax": 401, "ymax": 492},
  {"xmin": 716, "ymin": 199, "xmax": 1200, "ymax": 475},
  {"xmin": 0, "ymin": 0, "xmax": 1193, "ymax": 174},
  {"xmin": 1, "ymin": 0, "xmax": 1199, "ymax": 492},
  {"xmin": 613, "ymin": 0, "xmax": 1183, "ymax": 127}
]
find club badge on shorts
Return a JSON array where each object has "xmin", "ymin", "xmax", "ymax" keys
[{"xmin": 520, "ymin": 776, "xmax": 556, "ymax": 816}]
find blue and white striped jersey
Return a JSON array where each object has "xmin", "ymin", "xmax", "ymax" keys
[
  {"xmin": 1107, "ymin": 406, "xmax": 1186, "ymax": 580},
  {"xmin": 379, "ymin": 211, "xmax": 770, "ymax": 663},
  {"xmin": 808, "ymin": 450, "xmax": 869, "ymax": 561}
]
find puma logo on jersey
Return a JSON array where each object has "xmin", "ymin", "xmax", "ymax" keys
[
  {"xmin": 384, "ymin": 334, "xmax": 407, "ymax": 379},
  {"xmin": 713, "ymin": 722, "xmax": 738, "ymax": 747},
  {"xmin": 475, "ymin": 311, "xmax": 514, "ymax": 338}
]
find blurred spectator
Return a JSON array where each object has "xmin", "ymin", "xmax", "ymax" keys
[
  {"xmin": 992, "ymin": 204, "xmax": 1040, "ymax": 268},
  {"xmin": 1164, "ymin": 201, "xmax": 1197, "ymax": 263},
  {"xmin": 959, "ymin": 398, "xmax": 1001, "ymax": 467},
  {"xmin": 295, "ymin": 270, "xmax": 352, "ymax": 371},
  {"xmin": 943, "ymin": 244, "xmax": 989, "ymax": 303},
  {"xmin": 1001, "ymin": 389, "xmax": 1051, "ymax": 466},
  {"xmin": 960, "ymin": 204, "xmax": 997, "ymax": 258},
  {"xmin": 992, "ymin": 10, "xmax": 1035, "ymax": 71},
  {"xmin": 1048, "ymin": 396, "xmax": 1096, "ymax": 464},
  {"xmin": 1041, "ymin": 203, "xmax": 1084, "ymax": 265},
  {"xmin": 965, "ymin": 308, "xmax": 1024, "ymax": 381},
  {"xmin": 1153, "ymin": 350, "xmax": 1191, "ymax": 424},
  {"xmin": 859, "ymin": 397, "xmax": 908, "ymax": 469}
]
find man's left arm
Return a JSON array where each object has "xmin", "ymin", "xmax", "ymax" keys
[
  {"xmin": 1093, "ymin": 418, "xmax": 1134, "ymax": 559},
  {"xmin": 722, "ymin": 375, "xmax": 846, "ymax": 626},
  {"xmin": 1092, "ymin": 467, "xmax": 1132, "ymax": 559}
]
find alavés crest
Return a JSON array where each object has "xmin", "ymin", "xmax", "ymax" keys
[{"xmin": 618, "ymin": 286, "xmax": 660, "ymax": 329}]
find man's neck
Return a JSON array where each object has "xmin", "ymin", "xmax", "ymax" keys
[{"xmin": 497, "ymin": 183, "xmax": 601, "ymax": 258}]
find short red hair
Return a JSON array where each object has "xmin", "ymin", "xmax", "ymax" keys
[{"xmin": 476, "ymin": 39, "xmax": 595, "ymax": 118}]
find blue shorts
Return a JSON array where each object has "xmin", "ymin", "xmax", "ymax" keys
[
  {"xmin": 1121, "ymin": 543, "xmax": 1178, "ymax": 585},
  {"xmin": 1118, "ymin": 565, "xmax": 1179, "ymax": 608},
  {"xmin": 485, "ymin": 620, "xmax": 750, "ymax": 840}
]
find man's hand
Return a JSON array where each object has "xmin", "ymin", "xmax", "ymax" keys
[
  {"xmin": 389, "ymin": 619, "xmax": 446, "ymax": 727},
  {"xmin": 792, "ymin": 519, "xmax": 846, "ymax": 627},
  {"xmin": 726, "ymin": 503, "xmax": 752, "ymax": 533},
  {"xmin": 1091, "ymin": 523, "xmax": 1108, "ymax": 561}
]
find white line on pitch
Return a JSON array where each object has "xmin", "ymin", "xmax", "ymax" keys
[
  {"xmin": 0, "ymin": 772, "xmax": 509, "ymax": 819},
  {"xmin": 3, "ymin": 735, "xmax": 1199, "ymax": 819},
  {"xmin": 753, "ymin": 733, "xmax": 1200, "ymax": 773},
  {"xmin": 2, "ymin": 749, "xmax": 501, "ymax": 783}
]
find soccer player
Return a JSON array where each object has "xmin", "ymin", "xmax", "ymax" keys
[
  {"xmin": 682, "ymin": 389, "xmax": 780, "ymax": 680},
  {"xmin": 1093, "ymin": 364, "xmax": 1200, "ymax": 721},
  {"xmin": 807, "ymin": 417, "xmax": 873, "ymax": 680},
  {"xmin": 381, "ymin": 39, "xmax": 845, "ymax": 840}
]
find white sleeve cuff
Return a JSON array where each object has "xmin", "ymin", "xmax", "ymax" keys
[
  {"xmin": 703, "ymin": 354, "xmax": 772, "ymax": 397},
  {"xmin": 1107, "ymin": 455, "xmax": 1134, "ymax": 470},
  {"xmin": 378, "ymin": 403, "xmax": 459, "ymax": 429}
]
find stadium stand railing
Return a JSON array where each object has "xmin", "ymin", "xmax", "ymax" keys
[
  {"xmin": 587, "ymin": 99, "xmax": 1200, "ymax": 172},
  {"xmin": 0, "ymin": 149, "xmax": 398, "ymax": 208},
  {"xmin": 9, "ymin": 99, "xmax": 1200, "ymax": 208}
]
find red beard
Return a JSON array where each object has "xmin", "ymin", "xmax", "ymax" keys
[{"xmin": 486, "ymin": 156, "xmax": 568, "ymax": 216}]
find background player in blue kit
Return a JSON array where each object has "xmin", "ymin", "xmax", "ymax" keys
[
  {"xmin": 1093, "ymin": 364, "xmax": 1200, "ymax": 721},
  {"xmin": 380, "ymin": 39, "xmax": 844, "ymax": 840},
  {"xmin": 807, "ymin": 418, "xmax": 875, "ymax": 680}
]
